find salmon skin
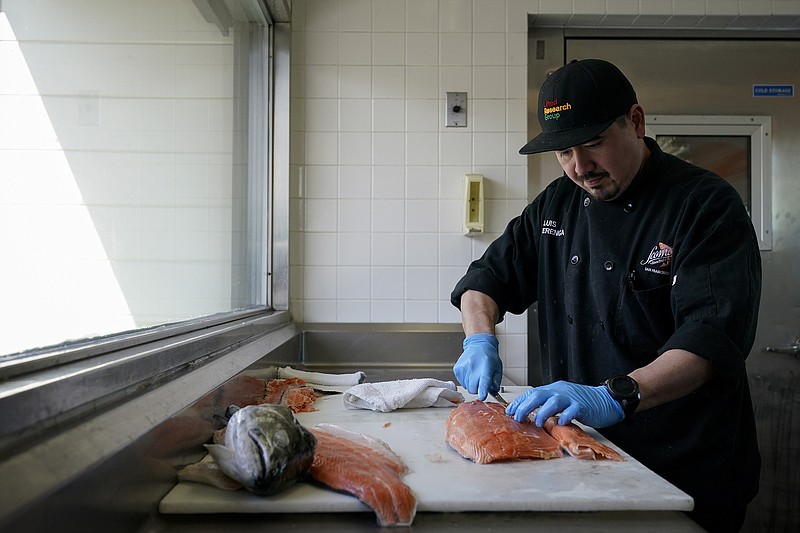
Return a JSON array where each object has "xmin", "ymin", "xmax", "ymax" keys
[
  {"xmin": 543, "ymin": 417, "xmax": 622, "ymax": 461},
  {"xmin": 445, "ymin": 400, "xmax": 562, "ymax": 464},
  {"xmin": 309, "ymin": 424, "xmax": 417, "ymax": 527},
  {"xmin": 205, "ymin": 404, "xmax": 316, "ymax": 495},
  {"xmin": 177, "ymin": 456, "xmax": 243, "ymax": 491}
]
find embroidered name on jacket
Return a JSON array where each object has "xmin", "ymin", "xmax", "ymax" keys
[
  {"xmin": 541, "ymin": 219, "xmax": 565, "ymax": 237},
  {"xmin": 639, "ymin": 242, "xmax": 673, "ymax": 275}
]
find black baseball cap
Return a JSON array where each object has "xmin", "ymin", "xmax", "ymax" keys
[{"xmin": 519, "ymin": 59, "xmax": 638, "ymax": 155}]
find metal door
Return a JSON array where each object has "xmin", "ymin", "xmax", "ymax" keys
[{"xmin": 527, "ymin": 31, "xmax": 799, "ymax": 532}]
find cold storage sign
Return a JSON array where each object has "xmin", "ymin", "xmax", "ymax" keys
[{"xmin": 753, "ymin": 84, "xmax": 794, "ymax": 97}]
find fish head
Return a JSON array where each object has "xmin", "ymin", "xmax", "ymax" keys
[{"xmin": 211, "ymin": 404, "xmax": 316, "ymax": 495}]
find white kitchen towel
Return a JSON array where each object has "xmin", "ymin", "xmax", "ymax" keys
[
  {"xmin": 277, "ymin": 366, "xmax": 366, "ymax": 387},
  {"xmin": 343, "ymin": 379, "xmax": 464, "ymax": 412}
]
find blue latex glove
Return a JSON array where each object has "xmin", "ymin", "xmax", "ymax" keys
[
  {"xmin": 506, "ymin": 380, "xmax": 624, "ymax": 428},
  {"xmin": 453, "ymin": 333, "xmax": 501, "ymax": 401}
]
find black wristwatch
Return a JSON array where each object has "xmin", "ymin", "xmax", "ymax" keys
[{"xmin": 603, "ymin": 375, "xmax": 640, "ymax": 416}]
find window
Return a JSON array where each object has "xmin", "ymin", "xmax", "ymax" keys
[
  {"xmin": 0, "ymin": 0, "xmax": 291, "ymax": 447},
  {"xmin": 646, "ymin": 115, "xmax": 773, "ymax": 251},
  {"xmin": 0, "ymin": 0, "xmax": 280, "ymax": 359}
]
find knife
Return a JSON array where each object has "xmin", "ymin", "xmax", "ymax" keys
[{"xmin": 491, "ymin": 392, "xmax": 509, "ymax": 407}]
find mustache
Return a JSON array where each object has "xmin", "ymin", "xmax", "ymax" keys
[{"xmin": 578, "ymin": 171, "xmax": 608, "ymax": 181}]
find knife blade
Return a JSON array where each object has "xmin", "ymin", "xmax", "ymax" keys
[{"xmin": 491, "ymin": 392, "xmax": 509, "ymax": 407}]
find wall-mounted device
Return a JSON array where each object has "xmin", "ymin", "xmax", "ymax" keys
[
  {"xmin": 463, "ymin": 174, "xmax": 484, "ymax": 235},
  {"xmin": 446, "ymin": 92, "xmax": 467, "ymax": 127}
]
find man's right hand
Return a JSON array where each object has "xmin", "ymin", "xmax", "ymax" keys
[{"xmin": 453, "ymin": 333, "xmax": 502, "ymax": 401}]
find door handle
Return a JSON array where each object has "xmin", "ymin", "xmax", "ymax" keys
[{"xmin": 762, "ymin": 337, "xmax": 800, "ymax": 357}]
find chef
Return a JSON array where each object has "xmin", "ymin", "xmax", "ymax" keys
[{"xmin": 451, "ymin": 59, "xmax": 761, "ymax": 533}]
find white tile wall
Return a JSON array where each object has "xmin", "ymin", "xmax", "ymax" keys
[{"xmin": 290, "ymin": 0, "xmax": 800, "ymax": 384}]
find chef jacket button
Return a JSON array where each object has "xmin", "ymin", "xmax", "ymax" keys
[
  {"xmin": 604, "ymin": 260, "xmax": 614, "ymax": 271},
  {"xmin": 624, "ymin": 203, "xmax": 634, "ymax": 213},
  {"xmin": 583, "ymin": 197, "xmax": 591, "ymax": 207},
  {"xmin": 570, "ymin": 255, "xmax": 580, "ymax": 265}
]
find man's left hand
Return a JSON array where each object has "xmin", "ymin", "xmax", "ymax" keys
[{"xmin": 506, "ymin": 380, "xmax": 624, "ymax": 428}]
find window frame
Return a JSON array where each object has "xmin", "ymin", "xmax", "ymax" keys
[
  {"xmin": 645, "ymin": 115, "xmax": 773, "ymax": 251},
  {"xmin": 0, "ymin": 5, "xmax": 292, "ymax": 448}
]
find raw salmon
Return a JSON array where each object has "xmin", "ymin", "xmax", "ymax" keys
[
  {"xmin": 543, "ymin": 417, "xmax": 622, "ymax": 461},
  {"xmin": 445, "ymin": 400, "xmax": 562, "ymax": 464},
  {"xmin": 309, "ymin": 424, "xmax": 417, "ymax": 527},
  {"xmin": 262, "ymin": 378, "xmax": 319, "ymax": 412}
]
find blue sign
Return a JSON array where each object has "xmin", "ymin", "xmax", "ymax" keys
[{"xmin": 753, "ymin": 84, "xmax": 794, "ymax": 97}]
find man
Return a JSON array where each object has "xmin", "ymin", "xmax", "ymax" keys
[{"xmin": 451, "ymin": 59, "xmax": 761, "ymax": 532}]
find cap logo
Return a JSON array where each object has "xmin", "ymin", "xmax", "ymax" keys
[{"xmin": 543, "ymin": 98, "xmax": 572, "ymax": 121}]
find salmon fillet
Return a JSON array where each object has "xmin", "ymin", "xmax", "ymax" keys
[
  {"xmin": 261, "ymin": 378, "xmax": 319, "ymax": 413},
  {"xmin": 309, "ymin": 424, "xmax": 417, "ymax": 527},
  {"xmin": 543, "ymin": 417, "xmax": 622, "ymax": 461},
  {"xmin": 445, "ymin": 400, "xmax": 562, "ymax": 464}
]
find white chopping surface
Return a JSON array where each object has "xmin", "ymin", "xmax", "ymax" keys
[{"xmin": 159, "ymin": 386, "xmax": 693, "ymax": 515}]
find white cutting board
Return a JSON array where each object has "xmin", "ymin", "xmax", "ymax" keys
[{"xmin": 159, "ymin": 386, "xmax": 692, "ymax": 514}]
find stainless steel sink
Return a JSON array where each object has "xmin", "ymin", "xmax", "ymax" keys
[{"xmin": 252, "ymin": 322, "xmax": 465, "ymax": 383}]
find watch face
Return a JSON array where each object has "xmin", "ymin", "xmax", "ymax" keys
[{"xmin": 611, "ymin": 376, "xmax": 637, "ymax": 396}]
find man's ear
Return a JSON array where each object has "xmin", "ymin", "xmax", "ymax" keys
[{"xmin": 629, "ymin": 104, "xmax": 646, "ymax": 138}]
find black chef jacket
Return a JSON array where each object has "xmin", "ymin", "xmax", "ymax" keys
[{"xmin": 452, "ymin": 138, "xmax": 761, "ymax": 513}]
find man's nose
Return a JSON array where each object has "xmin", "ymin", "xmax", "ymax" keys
[{"xmin": 572, "ymin": 150, "xmax": 594, "ymax": 177}]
